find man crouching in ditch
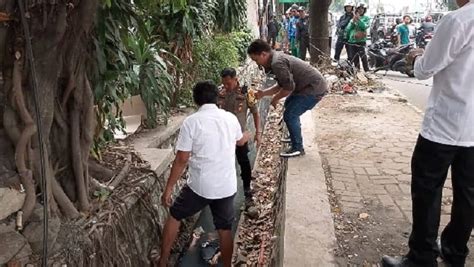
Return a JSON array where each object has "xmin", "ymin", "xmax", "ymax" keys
[{"xmin": 155, "ymin": 80, "xmax": 251, "ymax": 267}]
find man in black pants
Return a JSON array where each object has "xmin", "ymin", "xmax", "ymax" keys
[
  {"xmin": 218, "ymin": 68, "xmax": 261, "ymax": 199},
  {"xmin": 296, "ymin": 6, "xmax": 309, "ymax": 60},
  {"xmin": 382, "ymin": 0, "xmax": 474, "ymax": 266},
  {"xmin": 334, "ymin": 1, "xmax": 354, "ymax": 61},
  {"xmin": 267, "ymin": 15, "xmax": 279, "ymax": 49}
]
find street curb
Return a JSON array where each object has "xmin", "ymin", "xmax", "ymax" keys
[
  {"xmin": 283, "ymin": 109, "xmax": 337, "ymax": 266},
  {"xmin": 386, "ymin": 85, "xmax": 425, "ymax": 116}
]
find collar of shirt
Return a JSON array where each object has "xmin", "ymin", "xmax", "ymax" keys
[
  {"xmin": 228, "ymin": 82, "xmax": 241, "ymax": 93},
  {"xmin": 198, "ymin": 104, "xmax": 218, "ymax": 112}
]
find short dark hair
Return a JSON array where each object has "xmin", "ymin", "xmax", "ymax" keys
[
  {"xmin": 247, "ymin": 39, "xmax": 272, "ymax": 55},
  {"xmin": 192, "ymin": 80, "xmax": 218, "ymax": 106},
  {"xmin": 221, "ymin": 68, "xmax": 237, "ymax": 78},
  {"xmin": 403, "ymin": 15, "xmax": 411, "ymax": 20}
]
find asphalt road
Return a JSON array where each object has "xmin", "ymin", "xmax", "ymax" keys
[{"xmin": 379, "ymin": 71, "xmax": 433, "ymax": 110}]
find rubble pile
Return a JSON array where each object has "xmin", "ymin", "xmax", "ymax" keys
[{"xmin": 322, "ymin": 63, "xmax": 385, "ymax": 94}]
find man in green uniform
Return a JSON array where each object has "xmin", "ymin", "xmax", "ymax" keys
[{"xmin": 346, "ymin": 2, "xmax": 370, "ymax": 72}]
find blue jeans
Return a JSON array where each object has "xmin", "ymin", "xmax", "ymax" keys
[{"xmin": 283, "ymin": 94, "xmax": 321, "ymax": 151}]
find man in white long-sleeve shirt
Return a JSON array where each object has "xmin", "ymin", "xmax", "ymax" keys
[{"xmin": 382, "ymin": 0, "xmax": 474, "ymax": 266}]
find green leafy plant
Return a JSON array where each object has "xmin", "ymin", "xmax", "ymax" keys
[
  {"xmin": 215, "ymin": 0, "xmax": 248, "ymax": 33},
  {"xmin": 91, "ymin": 0, "xmax": 178, "ymax": 156},
  {"xmin": 192, "ymin": 34, "xmax": 240, "ymax": 84},
  {"xmin": 229, "ymin": 28, "xmax": 254, "ymax": 62}
]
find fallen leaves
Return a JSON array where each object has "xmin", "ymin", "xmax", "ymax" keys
[{"xmin": 233, "ymin": 105, "xmax": 285, "ymax": 266}]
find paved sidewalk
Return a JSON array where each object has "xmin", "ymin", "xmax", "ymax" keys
[{"xmin": 313, "ymin": 91, "xmax": 472, "ymax": 265}]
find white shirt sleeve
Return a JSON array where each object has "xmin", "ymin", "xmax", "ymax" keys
[
  {"xmin": 175, "ymin": 119, "xmax": 193, "ymax": 152},
  {"xmin": 414, "ymin": 15, "xmax": 467, "ymax": 80}
]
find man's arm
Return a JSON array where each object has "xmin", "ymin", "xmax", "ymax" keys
[
  {"xmin": 270, "ymin": 89, "xmax": 291, "ymax": 108},
  {"xmin": 357, "ymin": 16, "xmax": 370, "ymax": 30},
  {"xmin": 162, "ymin": 151, "xmax": 190, "ymax": 207},
  {"xmin": 414, "ymin": 16, "xmax": 467, "ymax": 80},
  {"xmin": 255, "ymin": 83, "xmax": 282, "ymax": 99},
  {"xmin": 250, "ymin": 107, "xmax": 262, "ymax": 147},
  {"xmin": 237, "ymin": 131, "xmax": 252, "ymax": 146}
]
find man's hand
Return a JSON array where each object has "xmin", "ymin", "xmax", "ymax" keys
[
  {"xmin": 161, "ymin": 189, "xmax": 173, "ymax": 207},
  {"xmin": 254, "ymin": 132, "xmax": 262, "ymax": 148},
  {"xmin": 237, "ymin": 131, "xmax": 252, "ymax": 146},
  {"xmin": 255, "ymin": 90, "xmax": 265, "ymax": 100},
  {"xmin": 271, "ymin": 97, "xmax": 280, "ymax": 108}
]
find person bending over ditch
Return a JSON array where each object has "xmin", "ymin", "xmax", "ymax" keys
[
  {"xmin": 156, "ymin": 81, "xmax": 251, "ymax": 267},
  {"xmin": 218, "ymin": 68, "xmax": 261, "ymax": 200},
  {"xmin": 247, "ymin": 39, "xmax": 327, "ymax": 158}
]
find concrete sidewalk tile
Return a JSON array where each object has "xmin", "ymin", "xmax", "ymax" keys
[
  {"xmin": 373, "ymin": 178, "xmax": 398, "ymax": 185},
  {"xmin": 395, "ymin": 199, "xmax": 412, "ymax": 211},
  {"xmin": 360, "ymin": 185, "xmax": 387, "ymax": 195},
  {"xmin": 365, "ymin": 167, "xmax": 380, "ymax": 175},
  {"xmin": 341, "ymin": 201, "xmax": 364, "ymax": 211},
  {"xmin": 332, "ymin": 173, "xmax": 356, "ymax": 183},
  {"xmin": 399, "ymin": 184, "xmax": 411, "ymax": 195},
  {"xmin": 344, "ymin": 182, "xmax": 360, "ymax": 191},
  {"xmin": 378, "ymin": 194, "xmax": 396, "ymax": 207},
  {"xmin": 353, "ymin": 167, "xmax": 367, "ymax": 175},
  {"xmin": 382, "ymin": 169, "xmax": 403, "ymax": 175},
  {"xmin": 340, "ymin": 190, "xmax": 362, "ymax": 197},
  {"xmin": 332, "ymin": 181, "xmax": 346, "ymax": 191},
  {"xmin": 340, "ymin": 195, "xmax": 363, "ymax": 203}
]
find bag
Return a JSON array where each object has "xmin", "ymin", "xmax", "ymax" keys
[{"xmin": 354, "ymin": 31, "xmax": 366, "ymax": 40}]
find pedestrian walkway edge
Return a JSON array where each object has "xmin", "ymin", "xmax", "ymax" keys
[{"xmin": 283, "ymin": 109, "xmax": 337, "ymax": 266}]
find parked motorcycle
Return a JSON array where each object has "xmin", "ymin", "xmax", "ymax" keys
[
  {"xmin": 368, "ymin": 40, "xmax": 415, "ymax": 77},
  {"xmin": 415, "ymin": 29, "xmax": 434, "ymax": 48}
]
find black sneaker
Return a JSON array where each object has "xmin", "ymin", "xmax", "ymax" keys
[
  {"xmin": 280, "ymin": 148, "xmax": 305, "ymax": 158},
  {"xmin": 244, "ymin": 187, "xmax": 253, "ymax": 198},
  {"xmin": 281, "ymin": 137, "xmax": 291, "ymax": 143}
]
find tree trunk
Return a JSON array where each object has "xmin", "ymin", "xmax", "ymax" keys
[
  {"xmin": 309, "ymin": 0, "xmax": 332, "ymax": 65},
  {"xmin": 0, "ymin": 1, "xmax": 99, "ymax": 222}
]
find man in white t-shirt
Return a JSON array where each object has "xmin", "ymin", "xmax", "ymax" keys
[{"xmin": 156, "ymin": 80, "xmax": 251, "ymax": 267}]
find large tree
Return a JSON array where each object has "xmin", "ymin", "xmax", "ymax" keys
[
  {"xmin": 309, "ymin": 0, "xmax": 332, "ymax": 65},
  {"xmin": 0, "ymin": 0, "xmax": 99, "ymax": 222}
]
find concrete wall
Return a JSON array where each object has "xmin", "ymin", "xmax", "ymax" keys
[{"xmin": 247, "ymin": 0, "xmax": 260, "ymax": 37}]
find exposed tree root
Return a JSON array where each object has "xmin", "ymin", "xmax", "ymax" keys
[
  {"xmin": 70, "ymin": 107, "xmax": 90, "ymax": 212},
  {"xmin": 81, "ymin": 77, "xmax": 95, "ymax": 196},
  {"xmin": 108, "ymin": 154, "xmax": 132, "ymax": 190},
  {"xmin": 51, "ymin": 176, "xmax": 80, "ymax": 219},
  {"xmin": 12, "ymin": 55, "xmax": 37, "ymax": 222},
  {"xmin": 61, "ymin": 75, "xmax": 75, "ymax": 110},
  {"xmin": 88, "ymin": 160, "xmax": 114, "ymax": 181}
]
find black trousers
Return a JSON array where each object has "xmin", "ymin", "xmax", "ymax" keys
[
  {"xmin": 334, "ymin": 37, "xmax": 349, "ymax": 61},
  {"xmin": 407, "ymin": 135, "xmax": 474, "ymax": 266},
  {"xmin": 299, "ymin": 37, "xmax": 309, "ymax": 61},
  {"xmin": 268, "ymin": 34, "xmax": 277, "ymax": 49},
  {"xmin": 236, "ymin": 143, "xmax": 252, "ymax": 190},
  {"xmin": 348, "ymin": 42, "xmax": 369, "ymax": 72}
]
